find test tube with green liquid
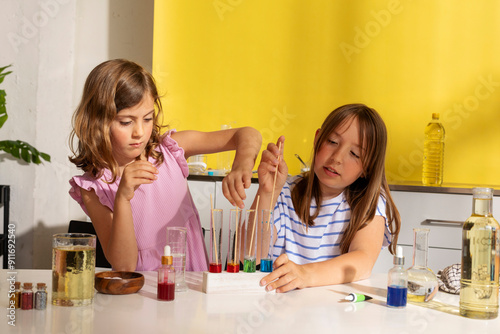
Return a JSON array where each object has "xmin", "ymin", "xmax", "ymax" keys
[{"xmin": 243, "ymin": 209, "xmax": 257, "ymax": 273}]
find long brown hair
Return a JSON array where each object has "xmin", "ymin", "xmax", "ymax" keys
[
  {"xmin": 291, "ymin": 104, "xmax": 400, "ymax": 255},
  {"xmin": 69, "ymin": 59, "xmax": 165, "ymax": 182}
]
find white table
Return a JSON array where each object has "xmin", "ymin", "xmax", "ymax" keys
[{"xmin": 1, "ymin": 269, "xmax": 498, "ymax": 334}]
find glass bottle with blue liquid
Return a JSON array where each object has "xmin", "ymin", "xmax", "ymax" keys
[{"xmin": 387, "ymin": 246, "xmax": 408, "ymax": 308}]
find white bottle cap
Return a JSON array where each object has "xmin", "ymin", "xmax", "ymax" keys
[{"xmin": 394, "ymin": 246, "xmax": 404, "ymax": 265}]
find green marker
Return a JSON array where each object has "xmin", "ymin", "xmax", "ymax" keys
[{"xmin": 344, "ymin": 293, "xmax": 373, "ymax": 302}]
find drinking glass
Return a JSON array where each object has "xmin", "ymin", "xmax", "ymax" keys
[{"xmin": 52, "ymin": 233, "xmax": 96, "ymax": 306}]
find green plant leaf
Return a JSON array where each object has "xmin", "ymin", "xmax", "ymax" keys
[
  {"xmin": 0, "ymin": 64, "xmax": 51, "ymax": 165},
  {"xmin": 0, "ymin": 140, "xmax": 51, "ymax": 165},
  {"xmin": 0, "ymin": 65, "xmax": 12, "ymax": 85},
  {"xmin": 0, "ymin": 89, "xmax": 7, "ymax": 128}
]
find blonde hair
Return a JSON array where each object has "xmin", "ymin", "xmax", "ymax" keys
[
  {"xmin": 291, "ymin": 104, "xmax": 401, "ymax": 254},
  {"xmin": 69, "ymin": 59, "xmax": 165, "ymax": 182}
]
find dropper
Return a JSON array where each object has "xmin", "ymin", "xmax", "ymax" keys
[
  {"xmin": 162, "ymin": 245, "xmax": 173, "ymax": 265},
  {"xmin": 394, "ymin": 245, "xmax": 404, "ymax": 265}
]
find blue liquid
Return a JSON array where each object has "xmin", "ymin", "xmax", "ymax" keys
[
  {"xmin": 260, "ymin": 259, "xmax": 273, "ymax": 272},
  {"xmin": 387, "ymin": 285, "xmax": 407, "ymax": 308}
]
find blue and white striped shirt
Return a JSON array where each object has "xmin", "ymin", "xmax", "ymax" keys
[{"xmin": 271, "ymin": 176, "xmax": 391, "ymax": 264}]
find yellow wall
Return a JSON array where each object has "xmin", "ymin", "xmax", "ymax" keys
[{"xmin": 153, "ymin": 0, "xmax": 500, "ymax": 186}]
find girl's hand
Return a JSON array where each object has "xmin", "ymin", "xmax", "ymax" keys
[
  {"xmin": 116, "ymin": 160, "xmax": 158, "ymax": 201},
  {"xmin": 222, "ymin": 163, "xmax": 253, "ymax": 209},
  {"xmin": 260, "ymin": 254, "xmax": 310, "ymax": 293},
  {"xmin": 258, "ymin": 136, "xmax": 288, "ymax": 194}
]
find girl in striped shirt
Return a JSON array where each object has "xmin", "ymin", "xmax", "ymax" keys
[{"xmin": 256, "ymin": 104, "xmax": 401, "ymax": 292}]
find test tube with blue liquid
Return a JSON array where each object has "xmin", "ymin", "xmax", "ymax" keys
[
  {"xmin": 243, "ymin": 209, "xmax": 257, "ymax": 273},
  {"xmin": 260, "ymin": 209, "xmax": 274, "ymax": 273}
]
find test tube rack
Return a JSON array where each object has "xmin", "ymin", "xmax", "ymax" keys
[{"xmin": 202, "ymin": 271, "xmax": 272, "ymax": 294}]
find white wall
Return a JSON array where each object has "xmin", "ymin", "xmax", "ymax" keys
[{"xmin": 0, "ymin": 0, "xmax": 153, "ymax": 268}]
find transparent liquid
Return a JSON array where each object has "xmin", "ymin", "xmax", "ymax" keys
[
  {"xmin": 407, "ymin": 268, "xmax": 438, "ymax": 302},
  {"xmin": 52, "ymin": 246, "xmax": 95, "ymax": 306},
  {"xmin": 171, "ymin": 253, "xmax": 187, "ymax": 292},
  {"xmin": 459, "ymin": 213, "xmax": 499, "ymax": 319}
]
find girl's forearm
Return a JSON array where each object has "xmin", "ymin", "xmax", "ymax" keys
[
  {"xmin": 106, "ymin": 197, "xmax": 139, "ymax": 271},
  {"xmin": 231, "ymin": 127, "xmax": 262, "ymax": 169},
  {"xmin": 303, "ymin": 250, "xmax": 376, "ymax": 287}
]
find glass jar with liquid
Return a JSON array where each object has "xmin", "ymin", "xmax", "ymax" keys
[
  {"xmin": 407, "ymin": 228, "xmax": 438, "ymax": 302},
  {"xmin": 460, "ymin": 187, "xmax": 499, "ymax": 319}
]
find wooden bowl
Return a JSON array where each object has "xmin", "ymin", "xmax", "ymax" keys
[{"xmin": 95, "ymin": 271, "xmax": 144, "ymax": 295}]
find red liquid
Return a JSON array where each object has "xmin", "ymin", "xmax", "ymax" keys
[
  {"xmin": 21, "ymin": 292, "xmax": 33, "ymax": 310},
  {"xmin": 227, "ymin": 262, "xmax": 239, "ymax": 273},
  {"xmin": 157, "ymin": 282, "xmax": 175, "ymax": 301},
  {"xmin": 209, "ymin": 263, "xmax": 222, "ymax": 273}
]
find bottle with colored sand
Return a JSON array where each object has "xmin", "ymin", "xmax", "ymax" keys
[
  {"xmin": 21, "ymin": 282, "xmax": 34, "ymax": 310},
  {"xmin": 158, "ymin": 245, "xmax": 175, "ymax": 301},
  {"xmin": 227, "ymin": 208, "xmax": 242, "ymax": 273},
  {"xmin": 260, "ymin": 209, "xmax": 274, "ymax": 273},
  {"xmin": 209, "ymin": 209, "xmax": 223, "ymax": 273},
  {"xmin": 243, "ymin": 209, "xmax": 257, "ymax": 273},
  {"xmin": 387, "ymin": 246, "xmax": 407, "ymax": 308}
]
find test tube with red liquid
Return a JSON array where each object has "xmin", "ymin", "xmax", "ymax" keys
[
  {"xmin": 209, "ymin": 209, "xmax": 223, "ymax": 273},
  {"xmin": 227, "ymin": 208, "xmax": 242, "ymax": 273}
]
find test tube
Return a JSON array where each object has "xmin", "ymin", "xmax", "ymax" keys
[
  {"xmin": 260, "ymin": 209, "xmax": 274, "ymax": 273},
  {"xmin": 209, "ymin": 209, "xmax": 223, "ymax": 273},
  {"xmin": 227, "ymin": 208, "xmax": 242, "ymax": 273},
  {"xmin": 243, "ymin": 209, "xmax": 258, "ymax": 273}
]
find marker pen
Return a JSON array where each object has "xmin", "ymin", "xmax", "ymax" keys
[{"xmin": 344, "ymin": 292, "xmax": 373, "ymax": 302}]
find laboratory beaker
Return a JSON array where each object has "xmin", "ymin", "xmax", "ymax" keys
[
  {"xmin": 407, "ymin": 228, "xmax": 438, "ymax": 302},
  {"xmin": 166, "ymin": 227, "xmax": 188, "ymax": 292},
  {"xmin": 209, "ymin": 209, "xmax": 223, "ymax": 273}
]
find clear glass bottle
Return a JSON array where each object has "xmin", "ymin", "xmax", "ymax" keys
[
  {"xmin": 12, "ymin": 281, "xmax": 21, "ymax": 309},
  {"xmin": 422, "ymin": 113, "xmax": 445, "ymax": 186},
  {"xmin": 35, "ymin": 283, "xmax": 47, "ymax": 310},
  {"xmin": 460, "ymin": 187, "xmax": 499, "ymax": 319},
  {"xmin": 21, "ymin": 282, "xmax": 34, "ymax": 310},
  {"xmin": 407, "ymin": 228, "xmax": 438, "ymax": 302},
  {"xmin": 387, "ymin": 246, "xmax": 408, "ymax": 308},
  {"xmin": 158, "ymin": 245, "xmax": 175, "ymax": 301}
]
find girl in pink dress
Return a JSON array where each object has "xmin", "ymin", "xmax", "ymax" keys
[{"xmin": 69, "ymin": 59, "xmax": 261, "ymax": 271}]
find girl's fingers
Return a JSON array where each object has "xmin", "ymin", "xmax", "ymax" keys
[
  {"xmin": 260, "ymin": 254, "xmax": 288, "ymax": 287},
  {"xmin": 222, "ymin": 177, "xmax": 245, "ymax": 208}
]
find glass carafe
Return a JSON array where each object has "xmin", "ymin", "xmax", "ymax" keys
[
  {"xmin": 459, "ymin": 187, "xmax": 499, "ymax": 319},
  {"xmin": 407, "ymin": 228, "xmax": 439, "ymax": 302}
]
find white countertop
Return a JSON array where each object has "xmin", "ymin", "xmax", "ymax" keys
[{"xmin": 1, "ymin": 269, "xmax": 499, "ymax": 334}]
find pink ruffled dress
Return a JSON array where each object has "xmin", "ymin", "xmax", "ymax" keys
[{"xmin": 69, "ymin": 131, "xmax": 208, "ymax": 271}]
